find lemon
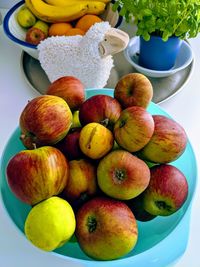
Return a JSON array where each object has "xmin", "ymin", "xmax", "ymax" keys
[{"xmin": 24, "ymin": 196, "xmax": 76, "ymax": 251}]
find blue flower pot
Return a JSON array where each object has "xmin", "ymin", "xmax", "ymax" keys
[{"xmin": 139, "ymin": 35, "xmax": 182, "ymax": 70}]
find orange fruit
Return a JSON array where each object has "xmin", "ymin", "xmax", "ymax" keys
[
  {"xmin": 48, "ymin": 22, "xmax": 73, "ymax": 36},
  {"xmin": 75, "ymin": 15, "xmax": 103, "ymax": 32},
  {"xmin": 65, "ymin": 28, "xmax": 85, "ymax": 36}
]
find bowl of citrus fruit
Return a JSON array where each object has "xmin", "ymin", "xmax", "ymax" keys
[{"xmin": 3, "ymin": 0, "xmax": 122, "ymax": 59}]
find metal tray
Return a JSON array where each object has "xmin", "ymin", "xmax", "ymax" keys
[{"xmin": 20, "ymin": 49, "xmax": 194, "ymax": 104}]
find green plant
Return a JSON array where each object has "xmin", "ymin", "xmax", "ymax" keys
[{"xmin": 113, "ymin": 0, "xmax": 200, "ymax": 41}]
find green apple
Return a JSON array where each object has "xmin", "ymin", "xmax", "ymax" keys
[
  {"xmin": 71, "ymin": 110, "xmax": 81, "ymax": 128},
  {"xmin": 17, "ymin": 6, "xmax": 36, "ymax": 28},
  {"xmin": 33, "ymin": 20, "xmax": 49, "ymax": 37},
  {"xmin": 112, "ymin": 140, "xmax": 121, "ymax": 150}
]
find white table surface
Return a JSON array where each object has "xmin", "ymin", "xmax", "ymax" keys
[{"xmin": 0, "ymin": 8, "xmax": 200, "ymax": 267}]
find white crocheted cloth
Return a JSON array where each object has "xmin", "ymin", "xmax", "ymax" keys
[{"xmin": 38, "ymin": 22, "xmax": 114, "ymax": 89}]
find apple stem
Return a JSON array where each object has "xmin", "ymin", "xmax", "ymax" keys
[
  {"xmin": 119, "ymin": 120, "xmax": 126, "ymax": 128},
  {"xmin": 32, "ymin": 143, "xmax": 37, "ymax": 149},
  {"xmin": 87, "ymin": 216, "xmax": 97, "ymax": 233},
  {"xmin": 101, "ymin": 118, "xmax": 109, "ymax": 128},
  {"xmin": 20, "ymin": 134, "xmax": 26, "ymax": 140}
]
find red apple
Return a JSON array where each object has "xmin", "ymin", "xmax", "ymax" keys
[
  {"xmin": 79, "ymin": 94, "xmax": 122, "ymax": 130},
  {"xmin": 25, "ymin": 27, "xmax": 46, "ymax": 45},
  {"xmin": 19, "ymin": 95, "xmax": 73, "ymax": 149},
  {"xmin": 46, "ymin": 76, "xmax": 85, "ymax": 111},
  {"xmin": 97, "ymin": 150, "xmax": 150, "ymax": 200},
  {"xmin": 138, "ymin": 115, "xmax": 188, "ymax": 163},
  {"xmin": 62, "ymin": 159, "xmax": 97, "ymax": 210},
  {"xmin": 114, "ymin": 73, "xmax": 153, "ymax": 109},
  {"xmin": 143, "ymin": 164, "xmax": 188, "ymax": 216},
  {"xmin": 55, "ymin": 128, "xmax": 83, "ymax": 160},
  {"xmin": 6, "ymin": 146, "xmax": 69, "ymax": 205},
  {"xmin": 33, "ymin": 20, "xmax": 49, "ymax": 37},
  {"xmin": 126, "ymin": 194, "xmax": 157, "ymax": 222},
  {"xmin": 75, "ymin": 196, "xmax": 138, "ymax": 260},
  {"xmin": 114, "ymin": 106, "xmax": 154, "ymax": 152}
]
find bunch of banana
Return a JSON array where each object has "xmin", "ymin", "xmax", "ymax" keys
[
  {"xmin": 44, "ymin": 0, "xmax": 111, "ymax": 5},
  {"xmin": 25, "ymin": 0, "xmax": 108, "ymax": 23}
]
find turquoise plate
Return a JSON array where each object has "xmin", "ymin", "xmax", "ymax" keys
[{"xmin": 0, "ymin": 89, "xmax": 197, "ymax": 267}]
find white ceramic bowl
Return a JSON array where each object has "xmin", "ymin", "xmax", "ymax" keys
[
  {"xmin": 3, "ymin": 0, "xmax": 122, "ymax": 60},
  {"xmin": 124, "ymin": 36, "xmax": 194, "ymax": 78}
]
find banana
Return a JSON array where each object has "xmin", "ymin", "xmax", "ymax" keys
[
  {"xmin": 25, "ymin": 0, "xmax": 106, "ymax": 23},
  {"xmin": 44, "ymin": 0, "xmax": 108, "ymax": 15},
  {"xmin": 44, "ymin": 0, "xmax": 110, "ymax": 6},
  {"xmin": 83, "ymin": 1, "xmax": 106, "ymax": 15}
]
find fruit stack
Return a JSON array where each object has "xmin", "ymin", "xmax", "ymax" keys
[
  {"xmin": 16, "ymin": 0, "xmax": 110, "ymax": 45},
  {"xmin": 6, "ymin": 73, "xmax": 189, "ymax": 260}
]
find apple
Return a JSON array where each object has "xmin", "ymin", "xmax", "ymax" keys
[
  {"xmin": 114, "ymin": 106, "xmax": 155, "ymax": 152},
  {"xmin": 112, "ymin": 140, "xmax": 122, "ymax": 150},
  {"xmin": 33, "ymin": 20, "xmax": 49, "ymax": 37},
  {"xmin": 142, "ymin": 164, "xmax": 188, "ymax": 216},
  {"xmin": 55, "ymin": 128, "xmax": 83, "ymax": 160},
  {"xmin": 71, "ymin": 110, "xmax": 81, "ymax": 129},
  {"xmin": 6, "ymin": 146, "xmax": 69, "ymax": 205},
  {"xmin": 25, "ymin": 27, "xmax": 46, "ymax": 45},
  {"xmin": 46, "ymin": 76, "xmax": 85, "ymax": 111},
  {"xmin": 114, "ymin": 73, "xmax": 153, "ymax": 109},
  {"xmin": 79, "ymin": 122, "xmax": 114, "ymax": 159},
  {"xmin": 125, "ymin": 194, "xmax": 157, "ymax": 222},
  {"xmin": 79, "ymin": 94, "xmax": 122, "ymax": 130},
  {"xmin": 138, "ymin": 115, "xmax": 188, "ymax": 163},
  {"xmin": 97, "ymin": 150, "xmax": 150, "ymax": 200},
  {"xmin": 19, "ymin": 95, "xmax": 73, "ymax": 149},
  {"xmin": 62, "ymin": 159, "xmax": 97, "ymax": 210},
  {"xmin": 75, "ymin": 196, "xmax": 138, "ymax": 260}
]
